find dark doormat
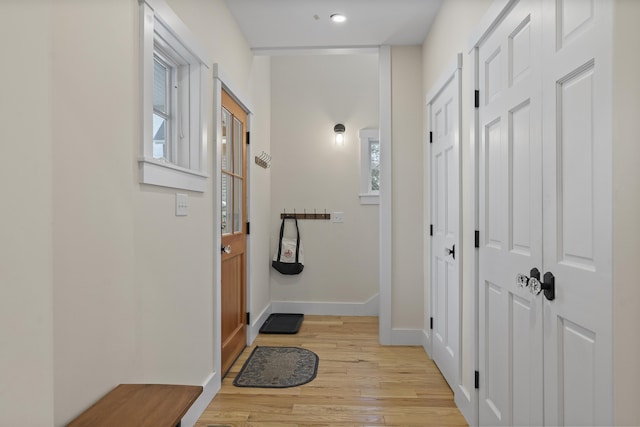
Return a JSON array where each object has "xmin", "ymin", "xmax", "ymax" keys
[
  {"xmin": 233, "ymin": 346, "xmax": 318, "ymax": 388},
  {"xmin": 259, "ymin": 313, "xmax": 304, "ymax": 334}
]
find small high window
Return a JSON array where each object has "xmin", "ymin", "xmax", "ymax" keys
[
  {"xmin": 369, "ymin": 139, "xmax": 380, "ymax": 192},
  {"xmin": 359, "ymin": 128, "xmax": 380, "ymax": 205},
  {"xmin": 139, "ymin": 0, "xmax": 211, "ymax": 192}
]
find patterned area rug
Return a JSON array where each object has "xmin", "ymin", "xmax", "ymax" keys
[{"xmin": 233, "ymin": 346, "xmax": 319, "ymax": 388}]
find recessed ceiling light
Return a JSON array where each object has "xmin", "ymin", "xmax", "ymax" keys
[{"xmin": 330, "ymin": 13, "xmax": 346, "ymax": 23}]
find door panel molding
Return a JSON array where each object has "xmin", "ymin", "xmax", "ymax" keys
[
  {"xmin": 470, "ymin": 0, "xmax": 613, "ymax": 425},
  {"xmin": 474, "ymin": 1, "xmax": 545, "ymax": 425},
  {"xmin": 426, "ymin": 52, "xmax": 465, "ymax": 419},
  {"xmin": 541, "ymin": 0, "xmax": 613, "ymax": 423}
]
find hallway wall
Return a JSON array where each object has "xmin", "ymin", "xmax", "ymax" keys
[
  {"xmin": 51, "ymin": 3, "xmax": 138, "ymax": 424},
  {"xmin": 0, "ymin": 1, "xmax": 54, "ymax": 424},
  {"xmin": 247, "ymin": 56, "xmax": 273, "ymax": 327},
  {"xmin": 270, "ymin": 54, "xmax": 379, "ymax": 308},
  {"xmin": 612, "ymin": 0, "xmax": 640, "ymax": 424},
  {"xmin": 390, "ymin": 46, "xmax": 426, "ymax": 329},
  {"xmin": 0, "ymin": 0, "xmax": 270, "ymax": 425}
]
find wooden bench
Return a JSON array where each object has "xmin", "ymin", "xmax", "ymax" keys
[{"xmin": 66, "ymin": 384, "xmax": 203, "ymax": 427}]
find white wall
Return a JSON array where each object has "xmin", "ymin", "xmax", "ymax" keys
[
  {"xmin": 270, "ymin": 54, "xmax": 379, "ymax": 308},
  {"xmin": 390, "ymin": 46, "xmax": 426, "ymax": 329},
  {"xmin": 0, "ymin": 0, "xmax": 274, "ymax": 425},
  {"xmin": 248, "ymin": 56, "xmax": 273, "ymax": 326},
  {"xmin": 0, "ymin": 1, "xmax": 54, "ymax": 425},
  {"xmin": 52, "ymin": 2, "xmax": 138, "ymax": 424},
  {"xmin": 612, "ymin": 0, "xmax": 640, "ymax": 424}
]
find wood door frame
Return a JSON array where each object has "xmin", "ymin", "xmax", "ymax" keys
[{"xmin": 213, "ymin": 65, "xmax": 253, "ymax": 384}]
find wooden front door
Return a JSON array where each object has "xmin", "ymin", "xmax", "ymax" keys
[{"xmin": 220, "ymin": 89, "xmax": 247, "ymax": 377}]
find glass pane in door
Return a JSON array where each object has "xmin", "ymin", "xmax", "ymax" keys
[
  {"xmin": 233, "ymin": 176, "xmax": 243, "ymax": 233},
  {"xmin": 221, "ymin": 173, "xmax": 231, "ymax": 235},
  {"xmin": 222, "ymin": 108, "xmax": 232, "ymax": 172},
  {"xmin": 233, "ymin": 116, "xmax": 243, "ymax": 175}
]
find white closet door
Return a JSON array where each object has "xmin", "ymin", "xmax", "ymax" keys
[
  {"xmin": 430, "ymin": 62, "xmax": 461, "ymax": 391},
  {"xmin": 478, "ymin": 0, "xmax": 544, "ymax": 425},
  {"xmin": 541, "ymin": 0, "xmax": 613, "ymax": 424}
]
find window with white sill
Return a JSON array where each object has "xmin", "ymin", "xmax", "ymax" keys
[
  {"xmin": 139, "ymin": 0, "xmax": 211, "ymax": 192},
  {"xmin": 359, "ymin": 128, "xmax": 380, "ymax": 205}
]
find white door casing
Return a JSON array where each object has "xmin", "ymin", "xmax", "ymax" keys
[
  {"xmin": 474, "ymin": 0, "xmax": 613, "ymax": 425},
  {"xmin": 428, "ymin": 54, "xmax": 462, "ymax": 392}
]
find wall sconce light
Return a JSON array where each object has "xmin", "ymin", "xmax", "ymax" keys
[{"xmin": 334, "ymin": 123, "xmax": 345, "ymax": 145}]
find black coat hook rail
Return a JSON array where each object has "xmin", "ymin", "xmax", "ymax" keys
[{"xmin": 281, "ymin": 209, "xmax": 330, "ymax": 220}]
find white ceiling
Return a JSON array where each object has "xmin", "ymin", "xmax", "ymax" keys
[{"xmin": 223, "ymin": 0, "xmax": 444, "ymax": 52}]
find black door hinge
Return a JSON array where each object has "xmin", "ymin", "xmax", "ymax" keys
[
  {"xmin": 474, "ymin": 230, "xmax": 480, "ymax": 248},
  {"xmin": 429, "ymin": 131, "xmax": 433, "ymax": 143},
  {"xmin": 474, "ymin": 90, "xmax": 480, "ymax": 108},
  {"xmin": 246, "ymin": 312, "xmax": 250, "ymax": 325},
  {"xmin": 246, "ymin": 131, "xmax": 250, "ymax": 145},
  {"xmin": 430, "ymin": 317, "xmax": 433, "ymax": 330},
  {"xmin": 246, "ymin": 222, "xmax": 250, "ymax": 235},
  {"xmin": 475, "ymin": 370, "xmax": 480, "ymax": 389},
  {"xmin": 430, "ymin": 224, "xmax": 433, "ymax": 236}
]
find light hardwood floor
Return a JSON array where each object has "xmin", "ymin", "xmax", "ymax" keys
[{"xmin": 196, "ymin": 316, "xmax": 467, "ymax": 427}]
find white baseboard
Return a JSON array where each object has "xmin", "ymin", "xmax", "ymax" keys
[
  {"xmin": 248, "ymin": 303, "xmax": 272, "ymax": 344},
  {"xmin": 271, "ymin": 293, "xmax": 379, "ymax": 316},
  {"xmin": 388, "ymin": 328, "xmax": 424, "ymax": 346},
  {"xmin": 180, "ymin": 371, "xmax": 220, "ymax": 427},
  {"xmin": 421, "ymin": 329, "xmax": 433, "ymax": 358}
]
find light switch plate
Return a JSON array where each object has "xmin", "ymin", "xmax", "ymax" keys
[
  {"xmin": 176, "ymin": 193, "xmax": 188, "ymax": 216},
  {"xmin": 331, "ymin": 211, "xmax": 344, "ymax": 223}
]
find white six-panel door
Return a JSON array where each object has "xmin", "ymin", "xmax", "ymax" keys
[
  {"xmin": 476, "ymin": 0, "xmax": 612, "ymax": 425},
  {"xmin": 541, "ymin": 0, "xmax": 613, "ymax": 424},
  {"xmin": 478, "ymin": 1, "xmax": 544, "ymax": 425},
  {"xmin": 429, "ymin": 58, "xmax": 461, "ymax": 391}
]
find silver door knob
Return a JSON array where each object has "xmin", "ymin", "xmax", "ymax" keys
[
  {"xmin": 529, "ymin": 270, "xmax": 555, "ymax": 301},
  {"xmin": 221, "ymin": 245, "xmax": 231, "ymax": 254},
  {"xmin": 516, "ymin": 273, "xmax": 529, "ymax": 288},
  {"xmin": 529, "ymin": 268, "xmax": 556, "ymax": 301},
  {"xmin": 528, "ymin": 267, "xmax": 544, "ymax": 295},
  {"xmin": 529, "ymin": 276, "xmax": 542, "ymax": 295}
]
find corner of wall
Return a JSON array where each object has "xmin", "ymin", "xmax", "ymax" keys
[{"xmin": 612, "ymin": 0, "xmax": 640, "ymax": 424}]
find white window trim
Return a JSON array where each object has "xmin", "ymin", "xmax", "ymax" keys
[
  {"xmin": 139, "ymin": 0, "xmax": 212, "ymax": 192},
  {"xmin": 359, "ymin": 128, "xmax": 380, "ymax": 205}
]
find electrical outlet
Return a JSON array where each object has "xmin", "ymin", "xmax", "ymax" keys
[{"xmin": 331, "ymin": 211, "xmax": 344, "ymax": 223}]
